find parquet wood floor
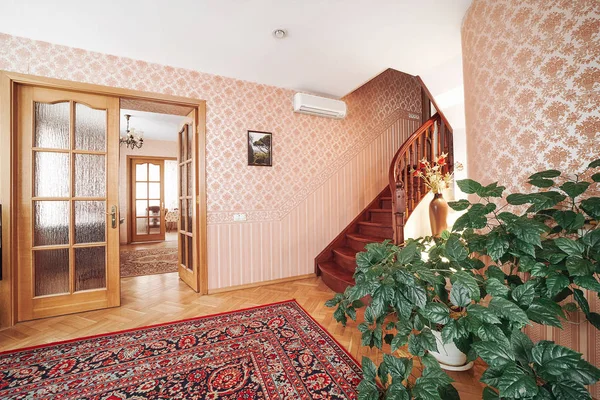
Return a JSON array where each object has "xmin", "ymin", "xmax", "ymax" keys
[{"xmin": 0, "ymin": 274, "xmax": 485, "ymax": 399}]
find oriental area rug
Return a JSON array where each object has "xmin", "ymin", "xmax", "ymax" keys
[{"xmin": 0, "ymin": 300, "xmax": 361, "ymax": 399}]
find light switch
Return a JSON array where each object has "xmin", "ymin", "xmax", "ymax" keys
[{"xmin": 233, "ymin": 213, "xmax": 247, "ymax": 222}]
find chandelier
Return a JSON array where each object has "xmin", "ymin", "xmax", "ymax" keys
[{"xmin": 120, "ymin": 114, "xmax": 144, "ymax": 149}]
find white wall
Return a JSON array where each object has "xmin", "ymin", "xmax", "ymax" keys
[{"xmin": 119, "ymin": 139, "xmax": 178, "ymax": 244}]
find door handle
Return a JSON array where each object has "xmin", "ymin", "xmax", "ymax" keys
[{"xmin": 107, "ymin": 206, "xmax": 117, "ymax": 229}]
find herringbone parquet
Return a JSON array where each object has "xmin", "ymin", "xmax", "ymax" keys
[{"xmin": 0, "ymin": 274, "xmax": 485, "ymax": 399}]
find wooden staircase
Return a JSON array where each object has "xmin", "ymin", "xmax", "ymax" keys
[
  {"xmin": 315, "ymin": 77, "xmax": 454, "ymax": 293},
  {"xmin": 317, "ymin": 187, "xmax": 393, "ymax": 293}
]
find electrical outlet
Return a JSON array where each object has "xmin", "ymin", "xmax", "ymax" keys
[{"xmin": 233, "ymin": 213, "xmax": 247, "ymax": 222}]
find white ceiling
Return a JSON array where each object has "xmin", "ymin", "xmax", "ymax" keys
[
  {"xmin": 0, "ymin": 0, "xmax": 472, "ymax": 98},
  {"xmin": 120, "ymin": 109, "xmax": 188, "ymax": 142}
]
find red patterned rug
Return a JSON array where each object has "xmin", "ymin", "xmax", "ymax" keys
[{"xmin": 0, "ymin": 300, "xmax": 361, "ymax": 399}]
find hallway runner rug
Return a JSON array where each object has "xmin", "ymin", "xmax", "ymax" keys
[
  {"xmin": 0, "ymin": 300, "xmax": 361, "ymax": 399},
  {"xmin": 120, "ymin": 247, "xmax": 178, "ymax": 277}
]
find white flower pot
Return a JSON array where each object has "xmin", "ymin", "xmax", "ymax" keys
[{"xmin": 429, "ymin": 330, "xmax": 473, "ymax": 371}]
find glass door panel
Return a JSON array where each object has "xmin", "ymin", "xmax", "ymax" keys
[
  {"xmin": 131, "ymin": 158, "xmax": 165, "ymax": 242},
  {"xmin": 16, "ymin": 85, "xmax": 120, "ymax": 321}
]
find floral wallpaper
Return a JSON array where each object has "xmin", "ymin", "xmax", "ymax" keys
[
  {"xmin": 462, "ymin": 0, "xmax": 600, "ymax": 395},
  {"xmin": 0, "ymin": 33, "xmax": 422, "ymax": 224}
]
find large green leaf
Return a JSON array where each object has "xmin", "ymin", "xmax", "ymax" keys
[
  {"xmin": 532, "ymin": 342, "xmax": 581, "ymax": 377},
  {"xmin": 527, "ymin": 299, "xmax": 564, "ymax": 328},
  {"xmin": 486, "ymin": 265, "xmax": 506, "ymax": 281},
  {"xmin": 486, "ymin": 278, "xmax": 509, "ymax": 298},
  {"xmin": 403, "ymin": 284, "xmax": 427, "ymax": 309},
  {"xmin": 529, "ymin": 178, "xmax": 555, "ymax": 188},
  {"xmin": 498, "ymin": 362, "xmax": 539, "ymax": 399},
  {"xmin": 413, "ymin": 377, "xmax": 442, "ymax": 400},
  {"xmin": 551, "ymin": 380, "xmax": 592, "ymax": 400},
  {"xmin": 456, "ymin": 179, "xmax": 483, "ymax": 195},
  {"xmin": 529, "ymin": 170, "xmax": 561, "ymax": 180},
  {"xmin": 592, "ymin": 172, "xmax": 600, "ymax": 182},
  {"xmin": 573, "ymin": 288, "xmax": 590, "ymax": 316},
  {"xmin": 477, "ymin": 182, "xmax": 506, "ymax": 198},
  {"xmin": 546, "ymin": 272, "xmax": 571, "ymax": 298},
  {"xmin": 477, "ymin": 323, "xmax": 510, "ymax": 346},
  {"xmin": 362, "ymin": 356, "xmax": 378, "ymax": 380},
  {"xmin": 488, "ymin": 297, "xmax": 530, "ymax": 326},
  {"xmin": 450, "ymin": 282, "xmax": 471, "ymax": 307},
  {"xmin": 554, "ymin": 210, "xmax": 585, "ymax": 231},
  {"xmin": 512, "ymin": 281, "xmax": 536, "ymax": 307},
  {"xmin": 408, "ymin": 333, "xmax": 425, "ymax": 356},
  {"xmin": 588, "ymin": 159, "xmax": 600, "ymax": 169},
  {"xmin": 487, "ymin": 230, "xmax": 510, "ymax": 260},
  {"xmin": 419, "ymin": 329, "xmax": 439, "ymax": 352},
  {"xmin": 560, "ymin": 181, "xmax": 590, "ymax": 198},
  {"xmin": 563, "ymin": 359, "xmax": 600, "ymax": 386},
  {"xmin": 510, "ymin": 329, "xmax": 534, "ymax": 364},
  {"xmin": 420, "ymin": 303, "xmax": 451, "ymax": 325},
  {"xmin": 441, "ymin": 319, "xmax": 467, "ymax": 344},
  {"xmin": 581, "ymin": 197, "xmax": 600, "ymax": 220},
  {"xmin": 566, "ymin": 256, "xmax": 595, "ymax": 276},
  {"xmin": 397, "ymin": 242, "xmax": 419, "ymax": 265},
  {"xmin": 472, "ymin": 341, "xmax": 515, "ymax": 368},
  {"xmin": 437, "ymin": 384, "xmax": 460, "ymax": 400},
  {"xmin": 445, "ymin": 235, "xmax": 468, "ymax": 262},
  {"xmin": 451, "ymin": 271, "xmax": 480, "ymax": 301},
  {"xmin": 357, "ymin": 379, "xmax": 380, "ymax": 400},
  {"xmin": 448, "ymin": 199, "xmax": 470, "ymax": 211},
  {"xmin": 383, "ymin": 353, "xmax": 409, "ymax": 381},
  {"xmin": 574, "ymin": 276, "xmax": 600, "ymax": 292},
  {"xmin": 482, "ymin": 387, "xmax": 500, "ymax": 400},
  {"xmin": 481, "ymin": 366, "xmax": 504, "ymax": 387},
  {"xmin": 386, "ymin": 383, "xmax": 410, "ymax": 400},
  {"xmin": 555, "ymin": 238, "xmax": 585, "ymax": 256}
]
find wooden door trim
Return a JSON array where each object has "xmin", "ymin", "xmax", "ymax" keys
[
  {"xmin": 0, "ymin": 71, "xmax": 209, "ymax": 329},
  {"xmin": 127, "ymin": 156, "xmax": 176, "ymax": 243}
]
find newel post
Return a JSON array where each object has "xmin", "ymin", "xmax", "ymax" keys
[{"xmin": 393, "ymin": 184, "xmax": 406, "ymax": 245}]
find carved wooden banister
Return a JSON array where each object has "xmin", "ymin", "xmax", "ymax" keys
[{"xmin": 388, "ymin": 111, "xmax": 454, "ymax": 244}]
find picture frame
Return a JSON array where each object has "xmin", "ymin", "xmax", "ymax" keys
[{"xmin": 247, "ymin": 130, "xmax": 273, "ymax": 166}]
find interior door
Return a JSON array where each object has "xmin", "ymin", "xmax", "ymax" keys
[
  {"xmin": 177, "ymin": 109, "xmax": 200, "ymax": 292},
  {"xmin": 131, "ymin": 157, "xmax": 165, "ymax": 242},
  {"xmin": 16, "ymin": 85, "xmax": 120, "ymax": 321}
]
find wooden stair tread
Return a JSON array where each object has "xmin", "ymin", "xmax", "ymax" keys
[
  {"xmin": 318, "ymin": 261, "xmax": 354, "ymax": 284},
  {"xmin": 346, "ymin": 233, "xmax": 386, "ymax": 243},
  {"xmin": 380, "ymin": 196, "xmax": 392, "ymax": 201},
  {"xmin": 332, "ymin": 247, "xmax": 358, "ymax": 259},
  {"xmin": 369, "ymin": 208, "xmax": 391, "ymax": 213},
  {"xmin": 358, "ymin": 221, "xmax": 392, "ymax": 228}
]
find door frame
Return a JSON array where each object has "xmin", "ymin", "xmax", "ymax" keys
[
  {"xmin": 0, "ymin": 71, "xmax": 209, "ymax": 329},
  {"xmin": 126, "ymin": 155, "xmax": 177, "ymax": 244}
]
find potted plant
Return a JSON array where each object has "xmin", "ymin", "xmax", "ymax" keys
[{"xmin": 326, "ymin": 159, "xmax": 600, "ymax": 399}]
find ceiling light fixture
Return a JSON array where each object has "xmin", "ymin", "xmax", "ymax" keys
[
  {"xmin": 120, "ymin": 114, "xmax": 144, "ymax": 149},
  {"xmin": 272, "ymin": 29, "xmax": 287, "ymax": 39}
]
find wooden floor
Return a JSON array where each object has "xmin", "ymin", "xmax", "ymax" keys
[{"xmin": 0, "ymin": 274, "xmax": 485, "ymax": 399}]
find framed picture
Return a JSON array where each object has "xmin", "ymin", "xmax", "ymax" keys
[{"xmin": 247, "ymin": 130, "xmax": 272, "ymax": 166}]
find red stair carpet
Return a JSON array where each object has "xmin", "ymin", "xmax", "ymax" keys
[{"xmin": 0, "ymin": 300, "xmax": 361, "ymax": 399}]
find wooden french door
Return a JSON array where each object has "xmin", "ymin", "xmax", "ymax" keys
[
  {"xmin": 130, "ymin": 157, "xmax": 166, "ymax": 242},
  {"xmin": 15, "ymin": 85, "xmax": 120, "ymax": 321},
  {"xmin": 177, "ymin": 109, "xmax": 201, "ymax": 292}
]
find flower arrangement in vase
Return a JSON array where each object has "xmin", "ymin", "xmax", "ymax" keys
[{"xmin": 411, "ymin": 153, "xmax": 461, "ymax": 236}]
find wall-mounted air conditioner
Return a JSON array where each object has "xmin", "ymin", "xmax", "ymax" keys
[{"xmin": 293, "ymin": 93, "xmax": 347, "ymax": 119}]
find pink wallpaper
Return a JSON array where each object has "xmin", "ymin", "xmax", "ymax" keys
[
  {"xmin": 0, "ymin": 33, "xmax": 422, "ymax": 289},
  {"xmin": 462, "ymin": 0, "xmax": 600, "ymax": 395}
]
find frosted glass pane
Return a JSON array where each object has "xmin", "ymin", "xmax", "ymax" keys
[
  {"xmin": 187, "ymin": 164, "xmax": 192, "ymax": 196},
  {"xmin": 136, "ymin": 218, "xmax": 148, "ymax": 235},
  {"xmin": 75, "ymin": 103, "xmax": 106, "ymax": 151},
  {"xmin": 187, "ymin": 127, "xmax": 193, "ymax": 161},
  {"xmin": 136, "ymin": 183, "xmax": 148, "ymax": 199},
  {"xmin": 136, "ymin": 163, "xmax": 147, "ymax": 181},
  {"xmin": 149, "ymin": 226, "xmax": 160, "ymax": 234},
  {"xmin": 34, "ymin": 152, "xmax": 70, "ymax": 197},
  {"xmin": 149, "ymin": 183, "xmax": 160, "ymax": 199},
  {"xmin": 149, "ymin": 163, "xmax": 160, "ymax": 181},
  {"xmin": 34, "ymin": 102, "xmax": 70, "ymax": 149},
  {"xmin": 180, "ymin": 233, "xmax": 186, "ymax": 267},
  {"xmin": 187, "ymin": 236, "xmax": 193, "ymax": 270},
  {"xmin": 75, "ymin": 201, "xmax": 105, "ymax": 244},
  {"xmin": 136, "ymin": 200, "xmax": 148, "ymax": 217},
  {"xmin": 34, "ymin": 249, "xmax": 69, "ymax": 296},
  {"xmin": 164, "ymin": 160, "xmax": 178, "ymax": 210},
  {"xmin": 75, "ymin": 154, "xmax": 106, "ymax": 197},
  {"xmin": 75, "ymin": 246, "xmax": 106, "ymax": 291},
  {"xmin": 179, "ymin": 165, "xmax": 186, "ymax": 196},
  {"xmin": 148, "ymin": 201, "xmax": 161, "ymax": 232},
  {"xmin": 186, "ymin": 199, "xmax": 192, "ymax": 233},
  {"xmin": 34, "ymin": 201, "xmax": 69, "ymax": 246}
]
